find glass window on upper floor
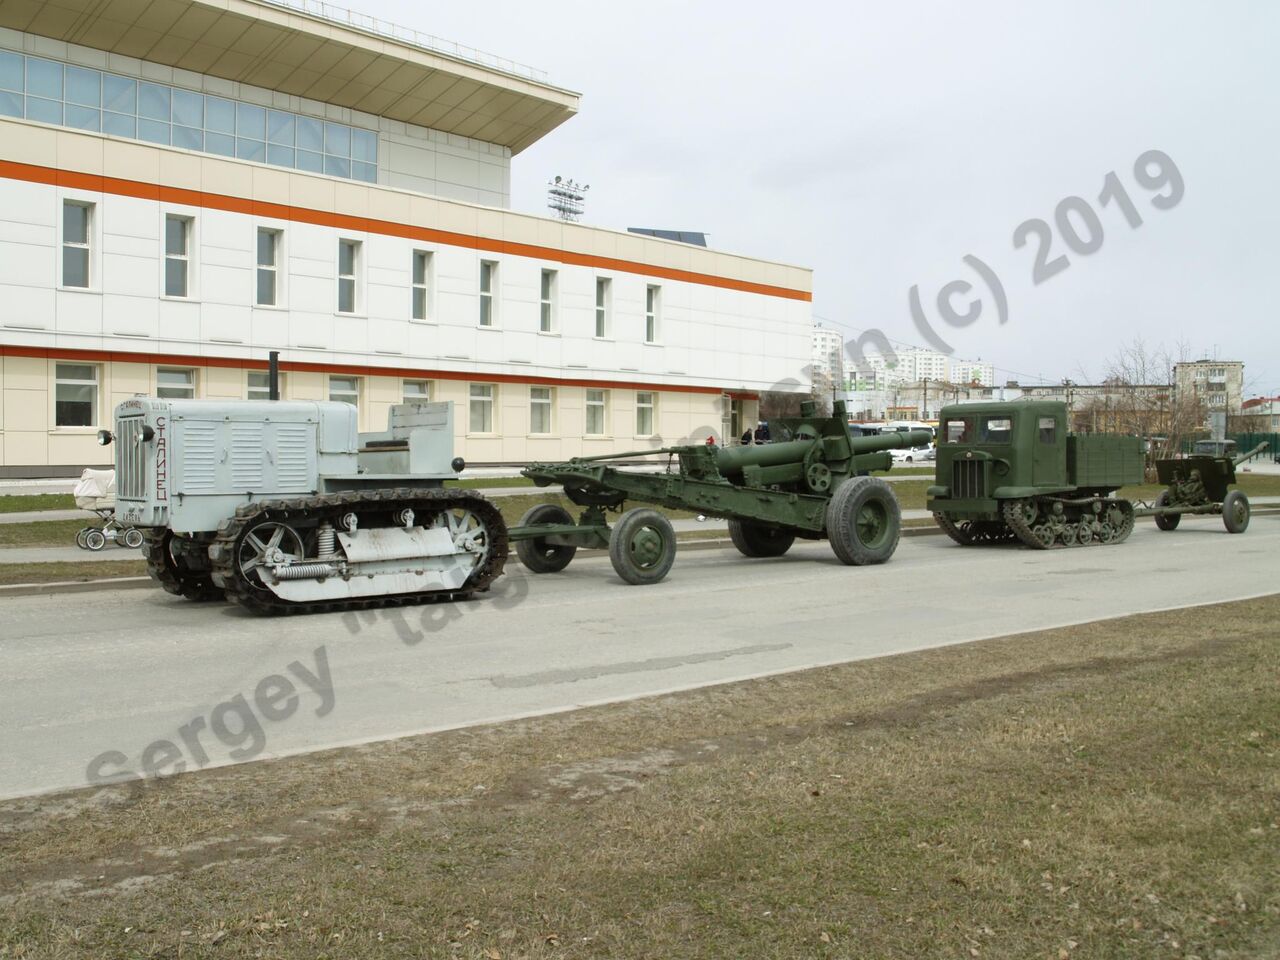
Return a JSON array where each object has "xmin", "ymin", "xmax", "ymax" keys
[{"xmin": 0, "ymin": 51, "xmax": 377, "ymax": 184}]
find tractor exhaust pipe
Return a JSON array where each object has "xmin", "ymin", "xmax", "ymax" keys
[{"xmin": 268, "ymin": 350, "xmax": 280, "ymax": 401}]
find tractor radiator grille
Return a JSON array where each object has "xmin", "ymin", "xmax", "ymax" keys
[
  {"xmin": 275, "ymin": 423, "xmax": 311, "ymax": 491},
  {"xmin": 952, "ymin": 459, "xmax": 985, "ymax": 499},
  {"xmin": 181, "ymin": 422, "xmax": 218, "ymax": 492},
  {"xmin": 116, "ymin": 417, "xmax": 145, "ymax": 500}
]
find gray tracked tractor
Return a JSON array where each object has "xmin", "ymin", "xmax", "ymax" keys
[{"xmin": 102, "ymin": 395, "xmax": 506, "ymax": 615}]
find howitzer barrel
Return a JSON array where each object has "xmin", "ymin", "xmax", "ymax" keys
[
  {"xmin": 714, "ymin": 428, "xmax": 932, "ymax": 474},
  {"xmin": 850, "ymin": 429, "xmax": 933, "ymax": 453},
  {"xmin": 1233, "ymin": 442, "xmax": 1269, "ymax": 467}
]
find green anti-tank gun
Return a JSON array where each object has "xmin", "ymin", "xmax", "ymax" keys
[{"xmin": 509, "ymin": 400, "xmax": 931, "ymax": 584}]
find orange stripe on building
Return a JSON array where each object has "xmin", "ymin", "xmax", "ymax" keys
[
  {"xmin": 0, "ymin": 159, "xmax": 812, "ymax": 303},
  {"xmin": 0, "ymin": 343, "xmax": 759, "ymax": 398}
]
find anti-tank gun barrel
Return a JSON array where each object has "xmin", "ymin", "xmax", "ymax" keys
[{"xmin": 1233, "ymin": 442, "xmax": 1268, "ymax": 467}]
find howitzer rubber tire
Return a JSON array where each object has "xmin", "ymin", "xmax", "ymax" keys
[
  {"xmin": 609, "ymin": 508, "xmax": 676, "ymax": 585},
  {"xmin": 142, "ymin": 529, "xmax": 224, "ymax": 601},
  {"xmin": 826, "ymin": 476, "xmax": 900, "ymax": 565},
  {"xmin": 1153, "ymin": 491, "xmax": 1181, "ymax": 531},
  {"xmin": 727, "ymin": 519, "xmax": 796, "ymax": 558},
  {"xmin": 1223, "ymin": 490, "xmax": 1250, "ymax": 534},
  {"xmin": 515, "ymin": 503, "xmax": 578, "ymax": 573},
  {"xmin": 933, "ymin": 513, "xmax": 976, "ymax": 546}
]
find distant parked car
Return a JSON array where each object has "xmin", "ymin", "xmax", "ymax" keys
[{"xmin": 891, "ymin": 445, "xmax": 934, "ymax": 464}]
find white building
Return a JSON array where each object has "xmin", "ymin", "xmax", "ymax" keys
[
  {"xmin": 0, "ymin": 0, "xmax": 812, "ymax": 475},
  {"xmin": 949, "ymin": 359, "xmax": 995, "ymax": 387},
  {"xmin": 811, "ymin": 324, "xmax": 844, "ymax": 384}
]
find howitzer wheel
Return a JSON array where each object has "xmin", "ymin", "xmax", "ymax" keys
[
  {"xmin": 515, "ymin": 503, "xmax": 578, "ymax": 573},
  {"xmin": 1153, "ymin": 491, "xmax": 1181, "ymax": 531},
  {"xmin": 728, "ymin": 519, "xmax": 796, "ymax": 558},
  {"xmin": 826, "ymin": 476, "xmax": 901, "ymax": 566},
  {"xmin": 609, "ymin": 508, "xmax": 676, "ymax": 585},
  {"xmin": 1223, "ymin": 490, "xmax": 1250, "ymax": 534}
]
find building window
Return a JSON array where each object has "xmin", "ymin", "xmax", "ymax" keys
[
  {"xmin": 0, "ymin": 52, "xmax": 376, "ymax": 182},
  {"xmin": 530, "ymin": 386, "xmax": 553, "ymax": 435},
  {"xmin": 645, "ymin": 285, "xmax": 660, "ymax": 343},
  {"xmin": 54, "ymin": 363, "xmax": 98, "ymax": 427},
  {"xmin": 164, "ymin": 214, "xmax": 191, "ymax": 297},
  {"xmin": 247, "ymin": 370, "xmax": 284, "ymax": 400},
  {"xmin": 469, "ymin": 383, "xmax": 495, "ymax": 433},
  {"xmin": 329, "ymin": 375, "xmax": 359, "ymax": 407},
  {"xmin": 412, "ymin": 250, "xmax": 432, "ymax": 321},
  {"xmin": 337, "ymin": 239, "xmax": 359, "ymax": 313},
  {"xmin": 585, "ymin": 389, "xmax": 608, "ymax": 436},
  {"xmin": 636, "ymin": 391, "xmax": 656, "ymax": 436},
  {"xmin": 157, "ymin": 368, "xmax": 195, "ymax": 399},
  {"xmin": 540, "ymin": 269, "xmax": 556, "ymax": 333},
  {"xmin": 479, "ymin": 260, "xmax": 497, "ymax": 326},
  {"xmin": 403, "ymin": 379, "xmax": 431, "ymax": 404},
  {"xmin": 256, "ymin": 228, "xmax": 280, "ymax": 306},
  {"xmin": 62, "ymin": 200, "xmax": 91, "ymax": 288},
  {"xmin": 595, "ymin": 277, "xmax": 610, "ymax": 338}
]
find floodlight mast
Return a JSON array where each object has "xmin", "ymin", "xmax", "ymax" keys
[{"xmin": 547, "ymin": 175, "xmax": 589, "ymax": 221}]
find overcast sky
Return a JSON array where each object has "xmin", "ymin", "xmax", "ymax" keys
[{"xmin": 370, "ymin": 0, "xmax": 1279, "ymax": 394}]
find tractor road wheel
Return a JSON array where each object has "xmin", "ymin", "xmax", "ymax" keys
[
  {"xmin": 609, "ymin": 508, "xmax": 676, "ymax": 585},
  {"xmin": 1223, "ymin": 490, "xmax": 1250, "ymax": 534},
  {"xmin": 1153, "ymin": 491, "xmax": 1181, "ymax": 531},
  {"xmin": 728, "ymin": 519, "xmax": 796, "ymax": 558},
  {"xmin": 826, "ymin": 476, "xmax": 901, "ymax": 566},
  {"xmin": 515, "ymin": 503, "xmax": 578, "ymax": 573}
]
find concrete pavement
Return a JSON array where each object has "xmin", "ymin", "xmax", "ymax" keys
[{"xmin": 1, "ymin": 513, "xmax": 1277, "ymax": 800}]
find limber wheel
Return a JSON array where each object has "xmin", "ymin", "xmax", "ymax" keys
[
  {"xmin": 826, "ymin": 476, "xmax": 901, "ymax": 565},
  {"xmin": 121, "ymin": 527, "xmax": 145, "ymax": 549},
  {"xmin": 609, "ymin": 508, "xmax": 676, "ymax": 585},
  {"xmin": 1223, "ymin": 490, "xmax": 1250, "ymax": 534},
  {"xmin": 727, "ymin": 519, "xmax": 796, "ymax": 558},
  {"xmin": 515, "ymin": 503, "xmax": 578, "ymax": 573},
  {"xmin": 1153, "ymin": 491, "xmax": 1181, "ymax": 531}
]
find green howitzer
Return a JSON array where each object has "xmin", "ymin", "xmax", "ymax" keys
[
  {"xmin": 1137, "ymin": 440, "xmax": 1268, "ymax": 534},
  {"xmin": 506, "ymin": 400, "xmax": 932, "ymax": 585}
]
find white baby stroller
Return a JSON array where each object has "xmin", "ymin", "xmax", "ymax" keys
[{"xmin": 72, "ymin": 468, "xmax": 144, "ymax": 550}]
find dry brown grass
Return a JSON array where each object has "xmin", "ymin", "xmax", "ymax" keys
[{"xmin": 2, "ymin": 596, "xmax": 1277, "ymax": 958}]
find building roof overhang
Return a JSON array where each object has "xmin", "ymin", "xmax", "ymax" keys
[{"xmin": 1, "ymin": 0, "xmax": 579, "ymax": 153}]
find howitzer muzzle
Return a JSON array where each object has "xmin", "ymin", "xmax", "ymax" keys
[{"xmin": 848, "ymin": 429, "xmax": 933, "ymax": 453}]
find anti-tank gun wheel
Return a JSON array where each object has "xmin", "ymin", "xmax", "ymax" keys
[
  {"xmin": 1153, "ymin": 491, "xmax": 1181, "ymax": 531},
  {"xmin": 826, "ymin": 476, "xmax": 901, "ymax": 565},
  {"xmin": 1223, "ymin": 490, "xmax": 1250, "ymax": 534},
  {"xmin": 728, "ymin": 519, "xmax": 796, "ymax": 558},
  {"xmin": 515, "ymin": 503, "xmax": 578, "ymax": 573},
  {"xmin": 609, "ymin": 508, "xmax": 677, "ymax": 585}
]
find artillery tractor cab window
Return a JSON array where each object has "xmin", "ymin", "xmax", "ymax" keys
[
  {"xmin": 1038, "ymin": 416, "xmax": 1057, "ymax": 444},
  {"xmin": 944, "ymin": 418, "xmax": 973, "ymax": 444},
  {"xmin": 980, "ymin": 416, "xmax": 1013, "ymax": 444}
]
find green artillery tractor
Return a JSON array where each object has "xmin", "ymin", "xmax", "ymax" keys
[
  {"xmin": 508, "ymin": 400, "xmax": 931, "ymax": 584},
  {"xmin": 927, "ymin": 400, "xmax": 1145, "ymax": 549}
]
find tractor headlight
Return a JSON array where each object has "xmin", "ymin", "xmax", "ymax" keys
[{"xmin": 96, "ymin": 429, "xmax": 113, "ymax": 446}]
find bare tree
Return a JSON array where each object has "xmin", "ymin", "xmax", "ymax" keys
[{"xmin": 759, "ymin": 390, "xmax": 807, "ymax": 420}]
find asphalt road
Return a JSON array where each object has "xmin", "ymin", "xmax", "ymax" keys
[{"xmin": 2, "ymin": 514, "xmax": 1278, "ymax": 800}]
